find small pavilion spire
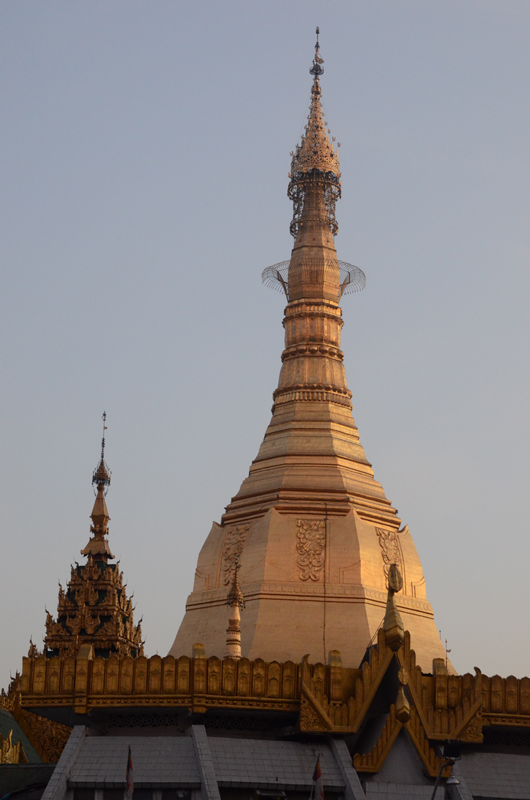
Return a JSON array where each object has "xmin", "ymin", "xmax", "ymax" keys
[
  {"xmin": 44, "ymin": 414, "xmax": 143, "ymax": 659},
  {"xmin": 383, "ymin": 564, "xmax": 405, "ymax": 652},
  {"xmin": 82, "ymin": 412, "xmax": 114, "ymax": 561},
  {"xmin": 225, "ymin": 557, "xmax": 244, "ymax": 660}
]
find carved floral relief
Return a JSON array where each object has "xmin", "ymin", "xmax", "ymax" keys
[
  {"xmin": 222, "ymin": 525, "xmax": 250, "ymax": 585},
  {"xmin": 296, "ymin": 520, "xmax": 326, "ymax": 581},
  {"xmin": 375, "ymin": 527, "xmax": 403, "ymax": 579}
]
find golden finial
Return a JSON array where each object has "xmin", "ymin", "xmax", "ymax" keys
[
  {"xmin": 101, "ymin": 412, "xmax": 107, "ymax": 460},
  {"xmin": 395, "ymin": 666, "xmax": 411, "ymax": 723},
  {"xmin": 83, "ymin": 413, "xmax": 114, "ymax": 561},
  {"xmin": 226, "ymin": 556, "xmax": 245, "ymax": 609},
  {"xmin": 383, "ymin": 563, "xmax": 405, "ymax": 651},
  {"xmin": 310, "ymin": 27, "xmax": 324, "ymax": 76},
  {"xmin": 288, "ymin": 28, "xmax": 341, "ymax": 238},
  {"xmin": 225, "ymin": 556, "xmax": 244, "ymax": 660},
  {"xmin": 92, "ymin": 412, "xmax": 111, "ymax": 490}
]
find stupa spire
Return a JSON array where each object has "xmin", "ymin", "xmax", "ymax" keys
[
  {"xmin": 171, "ymin": 33, "xmax": 450, "ymax": 674},
  {"xmin": 82, "ymin": 412, "xmax": 114, "ymax": 561},
  {"xmin": 225, "ymin": 557, "xmax": 244, "ymax": 660},
  {"xmin": 287, "ymin": 29, "xmax": 342, "ymax": 303}
]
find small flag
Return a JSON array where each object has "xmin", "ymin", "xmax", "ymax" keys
[
  {"xmin": 311, "ymin": 755, "xmax": 324, "ymax": 800},
  {"xmin": 126, "ymin": 746, "xmax": 134, "ymax": 800}
]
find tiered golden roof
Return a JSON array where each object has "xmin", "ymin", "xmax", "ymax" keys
[
  {"xmin": 43, "ymin": 425, "xmax": 143, "ymax": 660},
  {"xmin": 45, "ymin": 554, "xmax": 143, "ymax": 659}
]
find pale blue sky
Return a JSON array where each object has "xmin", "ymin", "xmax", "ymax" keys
[{"xmin": 1, "ymin": 1, "xmax": 530, "ymax": 688}]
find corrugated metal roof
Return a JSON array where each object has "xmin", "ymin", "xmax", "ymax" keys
[
  {"xmin": 209, "ymin": 739, "xmax": 343, "ymax": 790},
  {"xmin": 68, "ymin": 738, "xmax": 200, "ymax": 788},
  {"xmin": 460, "ymin": 751, "xmax": 530, "ymax": 799}
]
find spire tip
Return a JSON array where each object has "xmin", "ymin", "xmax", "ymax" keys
[
  {"xmin": 92, "ymin": 412, "xmax": 111, "ymax": 490},
  {"xmin": 310, "ymin": 27, "xmax": 324, "ymax": 76}
]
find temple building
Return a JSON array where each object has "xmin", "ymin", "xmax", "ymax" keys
[{"xmin": 4, "ymin": 30, "xmax": 530, "ymax": 800}]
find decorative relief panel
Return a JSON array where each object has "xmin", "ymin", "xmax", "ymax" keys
[
  {"xmin": 296, "ymin": 520, "xmax": 326, "ymax": 581},
  {"xmin": 0, "ymin": 674, "xmax": 71, "ymax": 763},
  {"xmin": 300, "ymin": 695, "xmax": 324, "ymax": 732},
  {"xmin": 376, "ymin": 527, "xmax": 403, "ymax": 579},
  {"xmin": 222, "ymin": 524, "xmax": 250, "ymax": 586}
]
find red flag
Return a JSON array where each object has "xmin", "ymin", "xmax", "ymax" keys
[
  {"xmin": 126, "ymin": 746, "xmax": 134, "ymax": 800},
  {"xmin": 312, "ymin": 756, "xmax": 324, "ymax": 800}
]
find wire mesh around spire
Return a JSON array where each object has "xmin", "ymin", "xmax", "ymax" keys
[{"xmin": 262, "ymin": 260, "xmax": 366, "ymax": 301}]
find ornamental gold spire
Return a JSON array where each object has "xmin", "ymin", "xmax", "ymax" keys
[
  {"xmin": 82, "ymin": 412, "xmax": 114, "ymax": 561},
  {"xmin": 171, "ymin": 33, "xmax": 451, "ymax": 674},
  {"xmin": 225, "ymin": 557, "xmax": 244, "ymax": 660},
  {"xmin": 288, "ymin": 28, "xmax": 341, "ymax": 231},
  {"xmin": 286, "ymin": 29, "xmax": 343, "ymax": 303},
  {"xmin": 383, "ymin": 564, "xmax": 405, "ymax": 652},
  {"xmin": 43, "ymin": 414, "xmax": 144, "ymax": 659},
  {"xmin": 263, "ymin": 31, "xmax": 364, "ymax": 303}
]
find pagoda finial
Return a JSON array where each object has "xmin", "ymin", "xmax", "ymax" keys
[
  {"xmin": 383, "ymin": 564, "xmax": 405, "ymax": 652},
  {"xmin": 288, "ymin": 29, "xmax": 341, "ymax": 243},
  {"xmin": 262, "ymin": 30, "xmax": 365, "ymax": 301},
  {"xmin": 310, "ymin": 26, "xmax": 324, "ymax": 77},
  {"xmin": 92, "ymin": 412, "xmax": 111, "ymax": 490},
  {"xmin": 83, "ymin": 414, "xmax": 114, "ymax": 562},
  {"xmin": 225, "ymin": 557, "xmax": 244, "ymax": 660},
  {"xmin": 100, "ymin": 411, "xmax": 107, "ymax": 462},
  {"xmin": 226, "ymin": 557, "xmax": 244, "ymax": 609}
]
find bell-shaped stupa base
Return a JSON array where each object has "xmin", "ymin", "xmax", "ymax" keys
[{"xmin": 170, "ymin": 504, "xmax": 449, "ymax": 671}]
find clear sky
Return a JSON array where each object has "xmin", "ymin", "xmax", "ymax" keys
[{"xmin": 1, "ymin": 1, "xmax": 529, "ymax": 690}]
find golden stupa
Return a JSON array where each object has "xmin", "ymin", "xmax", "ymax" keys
[{"xmin": 170, "ymin": 33, "xmax": 449, "ymax": 672}]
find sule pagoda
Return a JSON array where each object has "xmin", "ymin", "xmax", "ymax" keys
[{"xmin": 2, "ymin": 30, "xmax": 530, "ymax": 800}]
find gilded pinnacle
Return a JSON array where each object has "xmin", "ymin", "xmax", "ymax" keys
[
  {"xmin": 92, "ymin": 412, "xmax": 111, "ymax": 489},
  {"xmin": 225, "ymin": 558, "xmax": 244, "ymax": 659},
  {"xmin": 383, "ymin": 564, "xmax": 405, "ymax": 652},
  {"xmin": 287, "ymin": 31, "xmax": 341, "ymax": 243},
  {"xmin": 309, "ymin": 27, "xmax": 324, "ymax": 77},
  {"xmin": 226, "ymin": 560, "xmax": 244, "ymax": 608},
  {"xmin": 83, "ymin": 415, "xmax": 114, "ymax": 561},
  {"xmin": 289, "ymin": 33, "xmax": 340, "ymax": 180}
]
